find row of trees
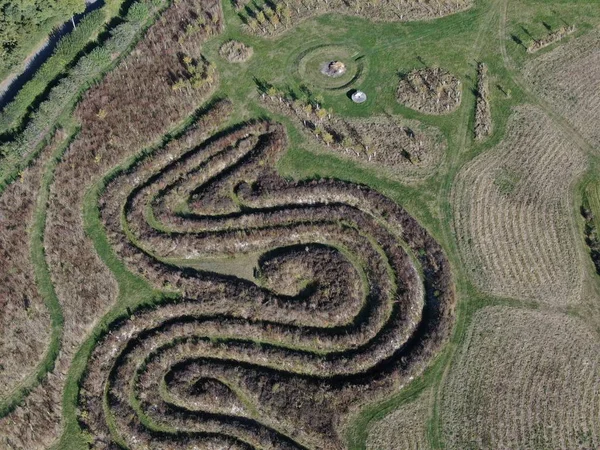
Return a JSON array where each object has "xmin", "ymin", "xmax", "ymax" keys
[
  {"xmin": 0, "ymin": 1, "xmax": 159, "ymax": 189},
  {"xmin": 0, "ymin": 9, "xmax": 107, "ymax": 135},
  {"xmin": 0, "ymin": 0, "xmax": 86, "ymax": 79}
]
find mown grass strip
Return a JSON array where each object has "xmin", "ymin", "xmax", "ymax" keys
[{"xmin": 56, "ymin": 97, "xmax": 221, "ymax": 449}]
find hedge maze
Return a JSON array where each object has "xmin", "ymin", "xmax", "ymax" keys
[
  {"xmin": 77, "ymin": 101, "xmax": 455, "ymax": 448},
  {"xmin": 2, "ymin": 0, "xmax": 600, "ymax": 448}
]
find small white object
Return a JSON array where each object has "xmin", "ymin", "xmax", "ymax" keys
[{"xmin": 351, "ymin": 91, "xmax": 367, "ymax": 103}]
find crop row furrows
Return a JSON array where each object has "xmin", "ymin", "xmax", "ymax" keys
[
  {"xmin": 440, "ymin": 306, "xmax": 600, "ymax": 449},
  {"xmin": 78, "ymin": 102, "xmax": 454, "ymax": 448},
  {"xmin": 366, "ymin": 390, "xmax": 431, "ymax": 450},
  {"xmin": 524, "ymin": 30, "xmax": 600, "ymax": 147},
  {"xmin": 454, "ymin": 106, "xmax": 586, "ymax": 304}
]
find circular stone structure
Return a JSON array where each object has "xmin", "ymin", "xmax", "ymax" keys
[
  {"xmin": 351, "ymin": 90, "xmax": 367, "ymax": 103},
  {"xmin": 295, "ymin": 45, "xmax": 365, "ymax": 90}
]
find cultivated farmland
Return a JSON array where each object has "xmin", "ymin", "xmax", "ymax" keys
[
  {"xmin": 524, "ymin": 29, "xmax": 600, "ymax": 147},
  {"xmin": 453, "ymin": 106, "xmax": 587, "ymax": 305},
  {"xmin": 1, "ymin": 0, "xmax": 600, "ymax": 449},
  {"xmin": 440, "ymin": 306, "xmax": 600, "ymax": 449}
]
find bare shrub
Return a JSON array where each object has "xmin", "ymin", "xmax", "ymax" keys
[
  {"xmin": 0, "ymin": 0, "xmax": 224, "ymax": 447},
  {"xmin": 474, "ymin": 62, "xmax": 492, "ymax": 140},
  {"xmin": 397, "ymin": 67, "xmax": 462, "ymax": 115},
  {"xmin": 527, "ymin": 25, "xmax": 576, "ymax": 53},
  {"xmin": 239, "ymin": 0, "xmax": 473, "ymax": 37},
  {"xmin": 219, "ymin": 40, "xmax": 253, "ymax": 63},
  {"xmin": 259, "ymin": 89, "xmax": 445, "ymax": 182},
  {"xmin": 0, "ymin": 133, "xmax": 61, "ymax": 399},
  {"xmin": 77, "ymin": 118, "xmax": 455, "ymax": 448}
]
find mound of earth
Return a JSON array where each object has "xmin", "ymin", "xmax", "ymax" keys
[
  {"xmin": 397, "ymin": 67, "xmax": 462, "ymax": 114},
  {"xmin": 321, "ymin": 60, "xmax": 347, "ymax": 77},
  {"xmin": 219, "ymin": 40, "xmax": 253, "ymax": 63}
]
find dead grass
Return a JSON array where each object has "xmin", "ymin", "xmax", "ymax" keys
[
  {"xmin": 440, "ymin": 306, "xmax": 600, "ymax": 449},
  {"xmin": 236, "ymin": 0, "xmax": 473, "ymax": 37},
  {"xmin": 260, "ymin": 93, "xmax": 446, "ymax": 183},
  {"xmin": 523, "ymin": 29, "xmax": 600, "ymax": 146},
  {"xmin": 396, "ymin": 67, "xmax": 462, "ymax": 115},
  {"xmin": 366, "ymin": 390, "xmax": 432, "ymax": 450},
  {"xmin": 453, "ymin": 106, "xmax": 587, "ymax": 305},
  {"xmin": 0, "ymin": 134, "xmax": 58, "ymax": 399}
]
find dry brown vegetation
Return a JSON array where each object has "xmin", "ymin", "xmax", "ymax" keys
[
  {"xmin": 260, "ymin": 90, "xmax": 446, "ymax": 182},
  {"xmin": 0, "ymin": 133, "xmax": 61, "ymax": 399},
  {"xmin": 0, "ymin": 1, "xmax": 223, "ymax": 448},
  {"xmin": 527, "ymin": 25, "xmax": 576, "ymax": 53},
  {"xmin": 453, "ymin": 106, "xmax": 586, "ymax": 305},
  {"xmin": 396, "ymin": 67, "xmax": 462, "ymax": 115},
  {"xmin": 219, "ymin": 40, "xmax": 254, "ymax": 63},
  {"xmin": 366, "ymin": 390, "xmax": 432, "ymax": 450},
  {"xmin": 440, "ymin": 306, "xmax": 600, "ymax": 449},
  {"xmin": 524, "ymin": 29, "xmax": 600, "ymax": 146},
  {"xmin": 474, "ymin": 62, "xmax": 492, "ymax": 140},
  {"xmin": 236, "ymin": 0, "xmax": 473, "ymax": 36},
  {"xmin": 75, "ymin": 103, "xmax": 455, "ymax": 448}
]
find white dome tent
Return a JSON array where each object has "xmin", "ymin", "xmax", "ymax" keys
[{"xmin": 351, "ymin": 90, "xmax": 367, "ymax": 103}]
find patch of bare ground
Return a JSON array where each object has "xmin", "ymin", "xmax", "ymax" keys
[
  {"xmin": 523, "ymin": 29, "xmax": 600, "ymax": 146},
  {"xmin": 235, "ymin": 0, "xmax": 473, "ymax": 37},
  {"xmin": 366, "ymin": 390, "xmax": 432, "ymax": 450},
  {"xmin": 397, "ymin": 67, "xmax": 462, "ymax": 115},
  {"xmin": 0, "ymin": 133, "xmax": 62, "ymax": 399},
  {"xmin": 453, "ymin": 106, "xmax": 587, "ymax": 305},
  {"xmin": 0, "ymin": 1, "xmax": 223, "ymax": 448},
  {"xmin": 441, "ymin": 306, "xmax": 600, "ymax": 449},
  {"xmin": 260, "ymin": 92, "xmax": 445, "ymax": 182},
  {"xmin": 77, "ymin": 109, "xmax": 455, "ymax": 448}
]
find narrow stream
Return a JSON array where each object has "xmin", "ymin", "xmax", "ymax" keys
[{"xmin": 0, "ymin": 0, "xmax": 105, "ymax": 110}]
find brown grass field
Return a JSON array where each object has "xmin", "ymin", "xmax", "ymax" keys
[
  {"xmin": 0, "ymin": 134, "xmax": 59, "ymax": 397},
  {"xmin": 524, "ymin": 29, "xmax": 600, "ymax": 147},
  {"xmin": 366, "ymin": 390, "xmax": 432, "ymax": 450},
  {"xmin": 453, "ymin": 106, "xmax": 587, "ymax": 305},
  {"xmin": 440, "ymin": 306, "xmax": 600, "ymax": 449}
]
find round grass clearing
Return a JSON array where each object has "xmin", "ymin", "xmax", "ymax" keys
[{"xmin": 296, "ymin": 44, "xmax": 365, "ymax": 90}]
